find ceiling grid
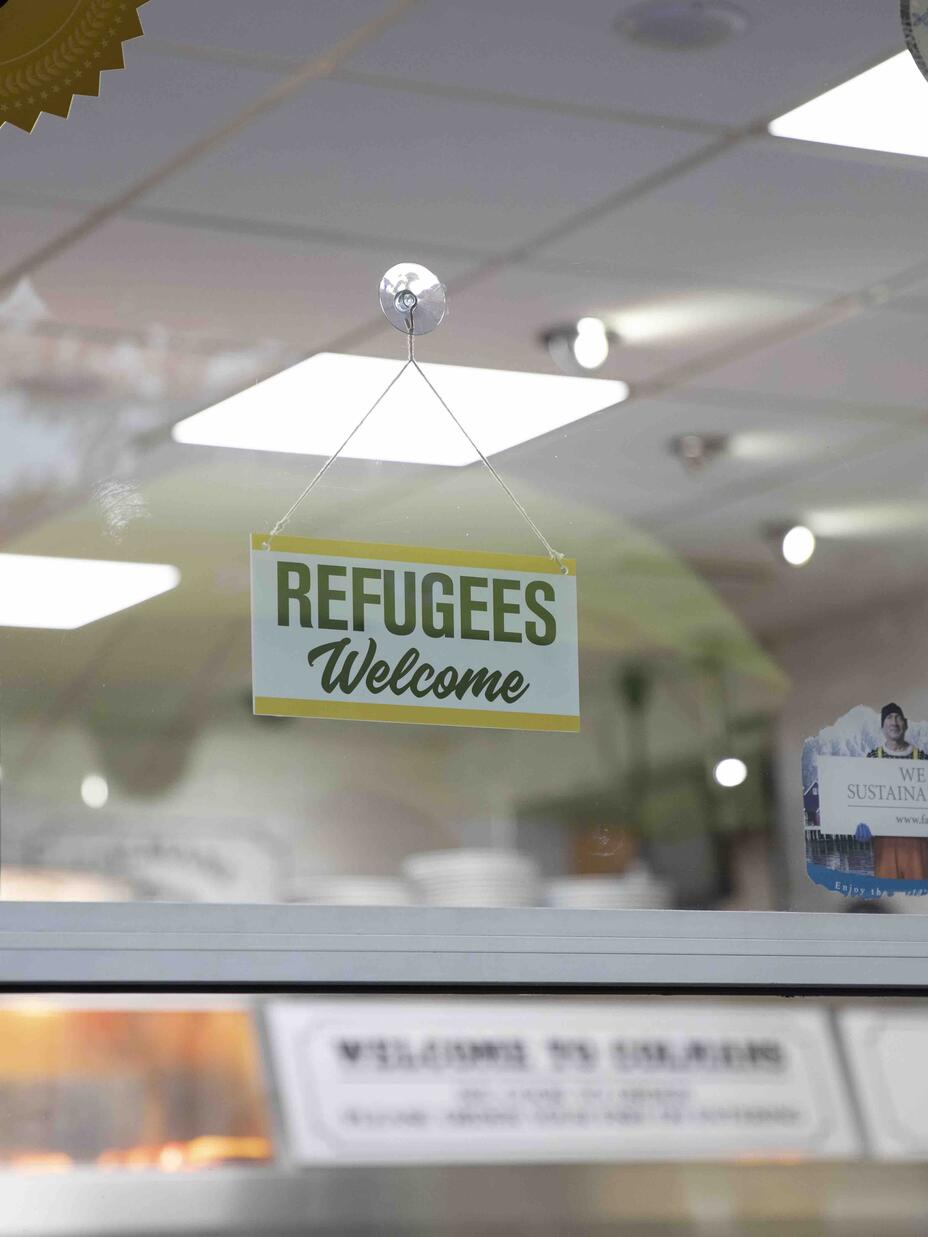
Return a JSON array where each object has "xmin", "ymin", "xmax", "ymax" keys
[{"xmin": 0, "ymin": 0, "xmax": 922, "ymax": 641}]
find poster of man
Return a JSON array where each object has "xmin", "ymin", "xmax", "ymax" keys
[
  {"xmin": 864, "ymin": 703, "xmax": 928, "ymax": 881},
  {"xmin": 803, "ymin": 703, "xmax": 928, "ymax": 897}
]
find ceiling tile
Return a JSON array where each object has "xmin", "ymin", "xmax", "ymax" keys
[
  {"xmin": 503, "ymin": 392, "xmax": 878, "ymax": 524},
  {"xmin": 883, "ymin": 276, "xmax": 928, "ymax": 317},
  {"xmin": 142, "ymin": 0, "xmax": 393, "ymax": 59},
  {"xmin": 651, "ymin": 435, "xmax": 928, "ymax": 633},
  {"xmin": 682, "ymin": 308, "xmax": 928, "ymax": 406},
  {"xmin": 0, "ymin": 50, "xmax": 278, "ymax": 202},
  {"xmin": 641, "ymin": 401, "xmax": 928, "ymax": 539},
  {"xmin": 541, "ymin": 140, "xmax": 928, "ymax": 294},
  {"xmin": 0, "ymin": 204, "xmax": 77, "ymax": 277},
  {"xmin": 347, "ymin": 0, "xmax": 897, "ymax": 126},
  {"xmin": 26, "ymin": 216, "xmax": 475, "ymax": 348},
  {"xmin": 497, "ymin": 382, "xmax": 928, "ymax": 632},
  {"xmin": 499, "ymin": 381, "xmax": 928, "ymax": 638},
  {"xmin": 144, "ymin": 79, "xmax": 707, "ymax": 252}
]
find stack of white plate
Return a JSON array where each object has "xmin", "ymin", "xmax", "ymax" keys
[
  {"xmin": 403, "ymin": 849, "xmax": 541, "ymax": 907},
  {"xmin": 546, "ymin": 867, "xmax": 673, "ymax": 910},
  {"xmin": 285, "ymin": 876, "xmax": 413, "ymax": 906}
]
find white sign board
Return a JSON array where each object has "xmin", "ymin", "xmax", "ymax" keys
[
  {"xmin": 818, "ymin": 754, "xmax": 928, "ymax": 837},
  {"xmin": 251, "ymin": 535, "xmax": 579, "ymax": 732},
  {"xmin": 839, "ymin": 1008, "xmax": 928, "ymax": 1159},
  {"xmin": 266, "ymin": 1000, "xmax": 859, "ymax": 1165}
]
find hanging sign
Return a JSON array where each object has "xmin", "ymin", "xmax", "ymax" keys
[
  {"xmin": 803, "ymin": 703, "xmax": 928, "ymax": 898},
  {"xmin": 0, "ymin": 0, "xmax": 147, "ymax": 133},
  {"xmin": 250, "ymin": 534, "xmax": 579, "ymax": 732},
  {"xmin": 266, "ymin": 999, "xmax": 859, "ymax": 1165}
]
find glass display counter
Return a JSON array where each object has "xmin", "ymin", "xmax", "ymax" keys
[{"xmin": 1, "ymin": 905, "xmax": 928, "ymax": 1235}]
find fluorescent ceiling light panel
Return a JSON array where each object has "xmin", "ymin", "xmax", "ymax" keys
[
  {"xmin": 769, "ymin": 52, "xmax": 928, "ymax": 158},
  {"xmin": 172, "ymin": 353, "xmax": 628, "ymax": 467},
  {"xmin": 0, "ymin": 555, "xmax": 180, "ymax": 629},
  {"xmin": 808, "ymin": 502, "xmax": 928, "ymax": 537}
]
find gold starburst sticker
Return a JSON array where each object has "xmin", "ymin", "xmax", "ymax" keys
[{"xmin": 0, "ymin": 0, "xmax": 147, "ymax": 133}]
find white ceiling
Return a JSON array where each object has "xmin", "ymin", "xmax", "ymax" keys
[
  {"xmin": 144, "ymin": 0, "xmax": 393, "ymax": 60},
  {"xmin": 0, "ymin": 0, "xmax": 924, "ymax": 662},
  {"xmin": 0, "ymin": 53, "xmax": 279, "ymax": 201},
  {"xmin": 541, "ymin": 138, "xmax": 928, "ymax": 293},
  {"xmin": 13, "ymin": 212, "xmax": 475, "ymax": 349},
  {"xmin": 145, "ymin": 79, "xmax": 708, "ymax": 248},
  {"xmin": 346, "ymin": 0, "xmax": 895, "ymax": 126},
  {"xmin": 684, "ymin": 306, "xmax": 928, "ymax": 405}
]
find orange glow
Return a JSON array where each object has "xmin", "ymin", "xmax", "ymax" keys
[
  {"xmin": 0, "ymin": 1007, "xmax": 272, "ymax": 1172},
  {"xmin": 95, "ymin": 1136, "xmax": 273, "ymax": 1172},
  {"xmin": 6, "ymin": 1153, "xmax": 74, "ymax": 1174},
  {"xmin": 158, "ymin": 1144, "xmax": 186, "ymax": 1173},
  {"xmin": 6, "ymin": 1002, "xmax": 60, "ymax": 1018},
  {"xmin": 185, "ymin": 1136, "xmax": 272, "ymax": 1166}
]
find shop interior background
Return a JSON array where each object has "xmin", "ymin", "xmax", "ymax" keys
[{"xmin": 1, "ymin": 0, "xmax": 926, "ymax": 914}]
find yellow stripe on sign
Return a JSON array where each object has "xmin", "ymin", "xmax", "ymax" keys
[
  {"xmin": 250, "ymin": 533, "xmax": 576, "ymax": 576},
  {"xmin": 255, "ymin": 696, "xmax": 580, "ymax": 733}
]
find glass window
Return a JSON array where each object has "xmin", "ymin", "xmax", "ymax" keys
[{"xmin": 0, "ymin": 1, "xmax": 924, "ymax": 920}]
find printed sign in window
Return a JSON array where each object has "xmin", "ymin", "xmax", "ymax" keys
[
  {"xmin": 266, "ymin": 1001, "xmax": 859, "ymax": 1165},
  {"xmin": 251, "ymin": 535, "xmax": 579, "ymax": 732},
  {"xmin": 804, "ymin": 704, "xmax": 928, "ymax": 898}
]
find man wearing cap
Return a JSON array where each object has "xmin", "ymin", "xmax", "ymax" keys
[
  {"xmin": 868, "ymin": 702, "xmax": 927, "ymax": 760},
  {"xmin": 866, "ymin": 702, "xmax": 928, "ymax": 880}
]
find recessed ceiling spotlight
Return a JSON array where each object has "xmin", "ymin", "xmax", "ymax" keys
[
  {"xmin": 668, "ymin": 432, "xmax": 728, "ymax": 472},
  {"xmin": 617, "ymin": 0, "xmax": 750, "ymax": 51},
  {"xmin": 766, "ymin": 523, "xmax": 816, "ymax": 567},
  {"xmin": 542, "ymin": 318, "xmax": 617, "ymax": 375},
  {"xmin": 713, "ymin": 757, "xmax": 748, "ymax": 788},
  {"xmin": 80, "ymin": 773, "xmax": 109, "ymax": 809},
  {"xmin": 781, "ymin": 525, "xmax": 815, "ymax": 566},
  {"xmin": 572, "ymin": 317, "xmax": 611, "ymax": 370}
]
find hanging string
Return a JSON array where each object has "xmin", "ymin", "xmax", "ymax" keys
[
  {"xmin": 263, "ymin": 359, "xmax": 410, "ymax": 547},
  {"xmin": 409, "ymin": 356, "xmax": 567, "ymax": 573},
  {"xmin": 264, "ymin": 308, "xmax": 568, "ymax": 573}
]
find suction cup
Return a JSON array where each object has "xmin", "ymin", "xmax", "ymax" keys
[{"xmin": 379, "ymin": 263, "xmax": 447, "ymax": 335}]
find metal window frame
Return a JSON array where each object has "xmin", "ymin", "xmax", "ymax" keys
[{"xmin": 2, "ymin": 903, "xmax": 928, "ymax": 990}]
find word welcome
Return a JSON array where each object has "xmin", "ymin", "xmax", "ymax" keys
[
  {"xmin": 338, "ymin": 1038, "xmax": 528, "ymax": 1071},
  {"xmin": 308, "ymin": 636, "xmax": 529, "ymax": 704}
]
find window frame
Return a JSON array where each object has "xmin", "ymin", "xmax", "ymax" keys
[{"xmin": 1, "ymin": 903, "xmax": 926, "ymax": 992}]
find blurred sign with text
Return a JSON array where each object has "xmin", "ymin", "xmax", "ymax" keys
[{"xmin": 267, "ymin": 1000, "xmax": 859, "ymax": 1164}]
